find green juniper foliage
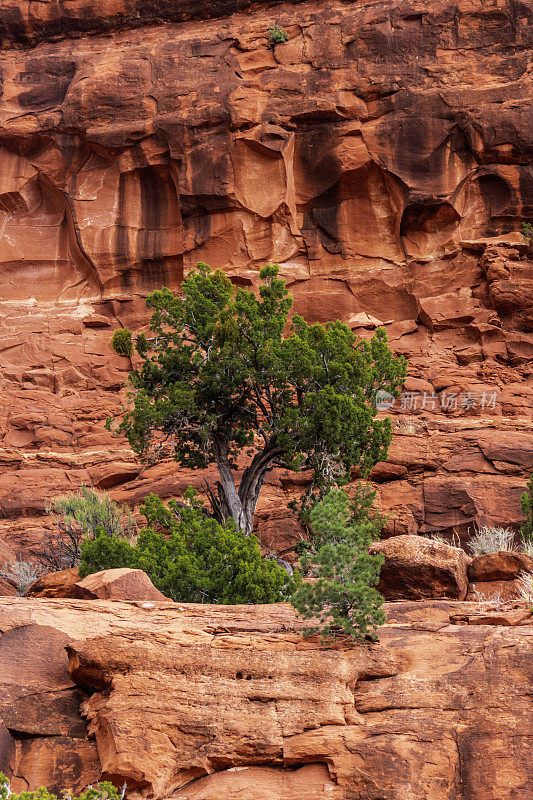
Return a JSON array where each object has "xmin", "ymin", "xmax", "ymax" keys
[
  {"xmin": 291, "ymin": 488, "xmax": 385, "ymax": 641},
  {"xmin": 520, "ymin": 473, "xmax": 533, "ymax": 546},
  {"xmin": 0, "ymin": 774, "xmax": 122, "ymax": 800},
  {"xmin": 110, "ymin": 263, "xmax": 406, "ymax": 535},
  {"xmin": 268, "ymin": 23, "xmax": 289, "ymax": 44},
  {"xmin": 111, "ymin": 327, "xmax": 133, "ymax": 357},
  {"xmin": 348, "ymin": 481, "xmax": 387, "ymax": 532},
  {"xmin": 521, "ymin": 221, "xmax": 533, "ymax": 244},
  {"xmin": 80, "ymin": 493, "xmax": 294, "ymax": 604},
  {"xmin": 295, "ymin": 480, "xmax": 385, "ymax": 554}
]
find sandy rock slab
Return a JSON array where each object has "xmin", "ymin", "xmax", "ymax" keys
[{"xmin": 0, "ymin": 599, "xmax": 531, "ymax": 800}]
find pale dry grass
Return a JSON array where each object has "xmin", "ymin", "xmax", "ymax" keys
[
  {"xmin": 468, "ymin": 526, "xmax": 516, "ymax": 556},
  {"xmin": 516, "ymin": 572, "xmax": 533, "ymax": 606},
  {"xmin": 0, "ymin": 560, "xmax": 48, "ymax": 596}
]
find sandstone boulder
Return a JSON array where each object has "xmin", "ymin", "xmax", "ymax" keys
[
  {"xmin": 370, "ymin": 535, "xmax": 471, "ymax": 600},
  {"xmin": 467, "ymin": 579, "xmax": 525, "ymax": 602},
  {"xmin": 468, "ymin": 551, "xmax": 533, "ymax": 582},
  {"xmin": 27, "ymin": 568, "xmax": 81, "ymax": 598},
  {"xmin": 74, "ymin": 568, "xmax": 167, "ymax": 601}
]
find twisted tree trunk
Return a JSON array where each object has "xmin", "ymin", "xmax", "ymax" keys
[{"xmin": 211, "ymin": 435, "xmax": 283, "ymax": 536}]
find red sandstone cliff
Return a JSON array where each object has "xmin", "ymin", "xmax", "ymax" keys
[
  {"xmin": 0, "ymin": 0, "xmax": 531, "ymax": 559},
  {"xmin": 1, "ymin": 597, "xmax": 532, "ymax": 799}
]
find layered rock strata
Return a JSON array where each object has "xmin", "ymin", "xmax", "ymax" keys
[
  {"xmin": 0, "ymin": 0, "xmax": 531, "ymax": 558},
  {"xmin": 0, "ymin": 597, "xmax": 532, "ymax": 799}
]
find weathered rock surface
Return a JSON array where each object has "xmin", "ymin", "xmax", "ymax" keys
[
  {"xmin": 0, "ymin": 603, "xmax": 101, "ymax": 792},
  {"xmin": 450, "ymin": 602, "xmax": 532, "ymax": 626},
  {"xmin": 370, "ymin": 533, "xmax": 471, "ymax": 600},
  {"xmin": 468, "ymin": 551, "xmax": 533, "ymax": 582},
  {"xmin": 0, "ymin": 597, "xmax": 531, "ymax": 799},
  {"xmin": 0, "ymin": 0, "xmax": 531, "ymax": 562},
  {"xmin": 0, "ymin": 576, "xmax": 16, "ymax": 596},
  {"xmin": 466, "ymin": 578, "xmax": 525, "ymax": 602},
  {"xmin": 26, "ymin": 568, "xmax": 81, "ymax": 598},
  {"xmin": 74, "ymin": 568, "xmax": 167, "ymax": 601}
]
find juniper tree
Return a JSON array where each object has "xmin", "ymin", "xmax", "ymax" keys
[
  {"xmin": 291, "ymin": 487, "xmax": 385, "ymax": 640},
  {"xmin": 110, "ymin": 263, "xmax": 406, "ymax": 535}
]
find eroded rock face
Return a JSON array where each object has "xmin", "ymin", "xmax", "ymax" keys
[
  {"xmin": 0, "ymin": 0, "xmax": 531, "ymax": 561},
  {"xmin": 0, "ymin": 606, "xmax": 100, "ymax": 792},
  {"xmin": 370, "ymin": 533, "xmax": 471, "ymax": 600},
  {"xmin": 0, "ymin": 598, "xmax": 531, "ymax": 799},
  {"xmin": 468, "ymin": 551, "xmax": 533, "ymax": 582}
]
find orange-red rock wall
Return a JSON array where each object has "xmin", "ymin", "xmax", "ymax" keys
[
  {"xmin": 1, "ymin": 598, "xmax": 532, "ymax": 800},
  {"xmin": 0, "ymin": 0, "xmax": 532, "ymax": 558}
]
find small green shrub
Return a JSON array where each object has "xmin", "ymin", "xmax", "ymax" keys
[
  {"xmin": 80, "ymin": 494, "xmax": 295, "ymax": 604},
  {"xmin": 0, "ymin": 774, "xmax": 123, "ymax": 800},
  {"xmin": 39, "ymin": 487, "xmax": 136, "ymax": 570},
  {"xmin": 290, "ymin": 488, "xmax": 385, "ymax": 641},
  {"xmin": 347, "ymin": 481, "xmax": 386, "ymax": 537},
  {"xmin": 111, "ymin": 327, "xmax": 133, "ymax": 357},
  {"xmin": 521, "ymin": 221, "xmax": 533, "ymax": 244},
  {"xmin": 295, "ymin": 481, "xmax": 385, "ymax": 557},
  {"xmin": 268, "ymin": 23, "xmax": 289, "ymax": 44},
  {"xmin": 52, "ymin": 487, "xmax": 136, "ymax": 539}
]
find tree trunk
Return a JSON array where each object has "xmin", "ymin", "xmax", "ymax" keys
[{"xmin": 212, "ymin": 435, "xmax": 283, "ymax": 536}]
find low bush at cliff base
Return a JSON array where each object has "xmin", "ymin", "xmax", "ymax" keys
[
  {"xmin": 0, "ymin": 775, "xmax": 122, "ymax": 800},
  {"xmin": 0, "ymin": 560, "xmax": 48, "ymax": 596},
  {"xmin": 80, "ymin": 493, "xmax": 295, "ymax": 605},
  {"xmin": 468, "ymin": 526, "xmax": 516, "ymax": 556},
  {"xmin": 291, "ymin": 487, "xmax": 385, "ymax": 641}
]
